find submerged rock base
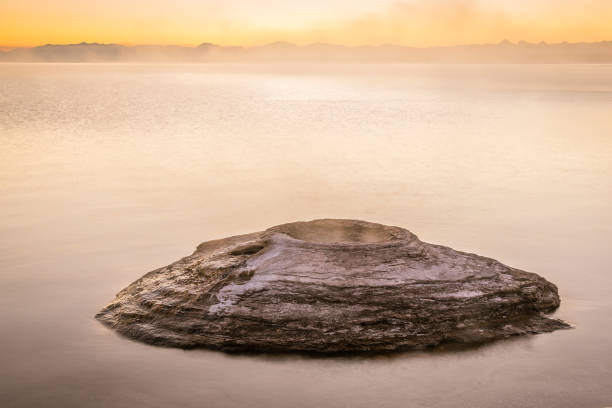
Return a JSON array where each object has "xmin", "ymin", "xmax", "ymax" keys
[{"xmin": 96, "ymin": 219, "xmax": 569, "ymax": 353}]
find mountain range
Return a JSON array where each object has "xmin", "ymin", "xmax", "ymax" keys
[{"xmin": 2, "ymin": 41, "xmax": 612, "ymax": 63}]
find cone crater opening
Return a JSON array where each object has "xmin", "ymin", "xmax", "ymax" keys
[{"xmin": 269, "ymin": 219, "xmax": 406, "ymax": 244}]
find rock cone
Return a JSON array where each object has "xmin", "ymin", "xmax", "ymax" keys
[{"xmin": 96, "ymin": 219, "xmax": 569, "ymax": 353}]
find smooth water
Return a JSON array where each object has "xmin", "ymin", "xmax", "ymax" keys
[{"xmin": 1, "ymin": 63, "xmax": 611, "ymax": 408}]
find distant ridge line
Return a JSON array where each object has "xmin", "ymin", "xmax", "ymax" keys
[{"xmin": 2, "ymin": 40, "xmax": 612, "ymax": 63}]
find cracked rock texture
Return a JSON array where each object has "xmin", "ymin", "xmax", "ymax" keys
[{"xmin": 96, "ymin": 219, "xmax": 569, "ymax": 353}]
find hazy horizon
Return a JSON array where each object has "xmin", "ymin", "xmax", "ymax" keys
[
  {"xmin": 3, "ymin": 38, "xmax": 612, "ymax": 50},
  {"xmin": 3, "ymin": 39, "xmax": 612, "ymax": 63}
]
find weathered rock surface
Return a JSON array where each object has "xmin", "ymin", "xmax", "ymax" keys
[{"xmin": 96, "ymin": 219, "xmax": 569, "ymax": 353}]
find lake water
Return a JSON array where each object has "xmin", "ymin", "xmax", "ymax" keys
[{"xmin": 1, "ymin": 63, "xmax": 611, "ymax": 408}]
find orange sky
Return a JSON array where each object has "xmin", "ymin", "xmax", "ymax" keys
[{"xmin": 1, "ymin": 0, "xmax": 612, "ymax": 48}]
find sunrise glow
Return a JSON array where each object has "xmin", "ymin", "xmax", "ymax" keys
[{"xmin": 2, "ymin": 0, "xmax": 612, "ymax": 48}]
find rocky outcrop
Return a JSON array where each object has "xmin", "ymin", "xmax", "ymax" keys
[{"xmin": 96, "ymin": 219, "xmax": 569, "ymax": 353}]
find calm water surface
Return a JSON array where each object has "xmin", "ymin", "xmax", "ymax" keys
[{"xmin": 1, "ymin": 63, "xmax": 611, "ymax": 407}]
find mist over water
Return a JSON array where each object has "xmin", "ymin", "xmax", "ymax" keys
[{"xmin": 1, "ymin": 63, "xmax": 611, "ymax": 408}]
